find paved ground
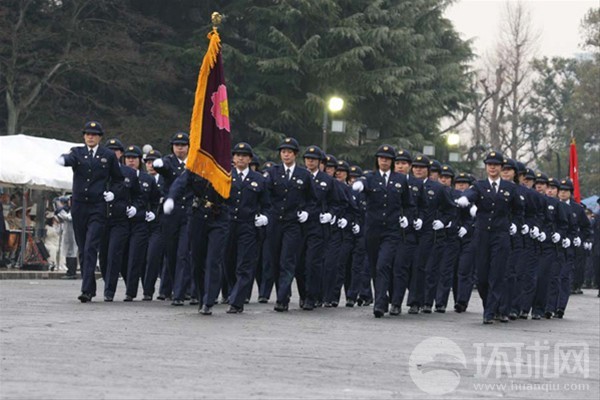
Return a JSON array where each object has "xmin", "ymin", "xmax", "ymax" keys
[{"xmin": 0, "ymin": 280, "xmax": 598, "ymax": 399}]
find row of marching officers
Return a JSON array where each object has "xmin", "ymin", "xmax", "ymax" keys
[{"xmin": 58, "ymin": 121, "xmax": 596, "ymax": 323}]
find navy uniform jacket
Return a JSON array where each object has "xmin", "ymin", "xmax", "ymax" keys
[
  {"xmin": 131, "ymin": 171, "xmax": 161, "ymax": 223},
  {"xmin": 306, "ymin": 171, "xmax": 342, "ymax": 221},
  {"xmin": 419, "ymin": 179, "xmax": 456, "ymax": 233},
  {"xmin": 534, "ymin": 195, "xmax": 568, "ymax": 243},
  {"xmin": 520, "ymin": 185, "xmax": 542, "ymax": 230},
  {"xmin": 404, "ymin": 175, "xmax": 424, "ymax": 236},
  {"xmin": 107, "ymin": 165, "xmax": 143, "ymax": 221},
  {"xmin": 265, "ymin": 164, "xmax": 314, "ymax": 222},
  {"xmin": 336, "ymin": 181, "xmax": 360, "ymax": 227},
  {"xmin": 463, "ymin": 179, "xmax": 524, "ymax": 232},
  {"xmin": 168, "ymin": 170, "xmax": 227, "ymax": 219},
  {"xmin": 228, "ymin": 169, "xmax": 270, "ymax": 222},
  {"xmin": 570, "ymin": 200, "xmax": 592, "ymax": 242},
  {"xmin": 361, "ymin": 171, "xmax": 415, "ymax": 228},
  {"xmin": 154, "ymin": 154, "xmax": 190, "ymax": 211},
  {"xmin": 62, "ymin": 145, "xmax": 123, "ymax": 203}
]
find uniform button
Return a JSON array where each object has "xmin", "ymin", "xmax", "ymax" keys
[
  {"xmin": 491, "ymin": 211, "xmax": 494, "ymax": 214},
  {"xmin": 238, "ymin": 191, "xmax": 241, "ymax": 195},
  {"xmin": 236, "ymin": 200, "xmax": 240, "ymax": 203},
  {"xmin": 383, "ymin": 195, "xmax": 387, "ymax": 198},
  {"xmin": 84, "ymin": 188, "xmax": 88, "ymax": 191},
  {"xmin": 235, "ymin": 208, "xmax": 238, "ymax": 211},
  {"xmin": 234, "ymin": 216, "xmax": 237, "ymax": 220},
  {"xmin": 382, "ymin": 212, "xmax": 386, "ymax": 216},
  {"xmin": 285, "ymin": 189, "xmax": 288, "ymax": 193},
  {"xmin": 86, "ymin": 179, "xmax": 90, "ymax": 182},
  {"xmin": 279, "ymin": 216, "xmax": 283, "ymax": 220},
  {"xmin": 492, "ymin": 203, "xmax": 495, "ymax": 206},
  {"xmin": 383, "ymin": 204, "xmax": 386, "ymax": 207},
  {"xmin": 182, "ymin": 197, "xmax": 186, "ymax": 200}
]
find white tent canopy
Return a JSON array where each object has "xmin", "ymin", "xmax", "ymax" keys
[{"xmin": 0, "ymin": 134, "xmax": 78, "ymax": 191}]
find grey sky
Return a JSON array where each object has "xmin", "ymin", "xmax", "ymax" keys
[{"xmin": 445, "ymin": 0, "xmax": 597, "ymax": 59}]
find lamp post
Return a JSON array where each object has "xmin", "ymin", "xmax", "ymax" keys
[
  {"xmin": 322, "ymin": 96, "xmax": 344, "ymax": 153},
  {"xmin": 446, "ymin": 132, "xmax": 460, "ymax": 162}
]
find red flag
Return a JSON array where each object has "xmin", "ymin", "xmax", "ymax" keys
[
  {"xmin": 569, "ymin": 137, "xmax": 581, "ymax": 202},
  {"xmin": 186, "ymin": 27, "xmax": 232, "ymax": 199}
]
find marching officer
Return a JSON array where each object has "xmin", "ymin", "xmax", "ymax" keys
[
  {"xmin": 352, "ymin": 144, "xmax": 415, "ymax": 318},
  {"xmin": 142, "ymin": 150, "xmax": 166, "ymax": 300},
  {"xmin": 57, "ymin": 121, "xmax": 124, "ymax": 302},
  {"xmin": 265, "ymin": 138, "xmax": 313, "ymax": 312},
  {"xmin": 122, "ymin": 145, "xmax": 161, "ymax": 301},
  {"xmin": 455, "ymin": 151, "xmax": 524, "ymax": 324},
  {"xmin": 224, "ymin": 143, "xmax": 270, "ymax": 313},
  {"xmin": 152, "ymin": 132, "xmax": 191, "ymax": 302}
]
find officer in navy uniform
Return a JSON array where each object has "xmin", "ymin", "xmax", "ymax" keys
[
  {"xmin": 296, "ymin": 145, "xmax": 340, "ymax": 310},
  {"xmin": 265, "ymin": 138, "xmax": 313, "ymax": 312},
  {"xmin": 454, "ymin": 173, "xmax": 478, "ymax": 312},
  {"xmin": 391, "ymin": 149, "xmax": 424, "ymax": 314},
  {"xmin": 406, "ymin": 155, "xmax": 453, "ymax": 314},
  {"xmin": 152, "ymin": 132, "xmax": 191, "ymax": 301},
  {"xmin": 122, "ymin": 145, "xmax": 161, "ymax": 301},
  {"xmin": 456, "ymin": 151, "xmax": 524, "ymax": 324},
  {"xmin": 429, "ymin": 160, "xmax": 442, "ymax": 181},
  {"xmin": 57, "ymin": 121, "xmax": 124, "ymax": 302},
  {"xmin": 102, "ymin": 138, "xmax": 143, "ymax": 302},
  {"xmin": 223, "ymin": 143, "xmax": 270, "ymax": 313},
  {"xmin": 164, "ymin": 168, "xmax": 229, "ymax": 314},
  {"xmin": 351, "ymin": 144, "xmax": 415, "ymax": 318},
  {"xmin": 142, "ymin": 150, "xmax": 166, "ymax": 300},
  {"xmin": 257, "ymin": 160, "xmax": 276, "ymax": 303},
  {"xmin": 566, "ymin": 181, "xmax": 593, "ymax": 296}
]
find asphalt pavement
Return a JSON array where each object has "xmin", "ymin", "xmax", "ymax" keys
[{"xmin": 1, "ymin": 279, "xmax": 598, "ymax": 399}]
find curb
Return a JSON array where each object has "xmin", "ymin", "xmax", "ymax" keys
[{"xmin": 0, "ymin": 271, "xmax": 101, "ymax": 280}]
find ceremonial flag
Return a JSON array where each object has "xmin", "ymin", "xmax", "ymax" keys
[
  {"xmin": 569, "ymin": 137, "xmax": 581, "ymax": 203},
  {"xmin": 186, "ymin": 24, "xmax": 232, "ymax": 199}
]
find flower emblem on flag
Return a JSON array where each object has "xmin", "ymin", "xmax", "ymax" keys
[{"xmin": 210, "ymin": 84, "xmax": 230, "ymax": 132}]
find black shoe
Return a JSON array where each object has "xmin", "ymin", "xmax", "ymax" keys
[
  {"xmin": 315, "ymin": 300, "xmax": 323, "ymax": 308},
  {"xmin": 184, "ymin": 294, "xmax": 191, "ymax": 301},
  {"xmin": 454, "ymin": 303, "xmax": 466, "ymax": 313},
  {"xmin": 362, "ymin": 299, "xmax": 373, "ymax": 307},
  {"xmin": 555, "ymin": 309, "xmax": 564, "ymax": 319},
  {"xmin": 171, "ymin": 299, "xmax": 184, "ymax": 306},
  {"xmin": 199, "ymin": 305, "xmax": 213, "ymax": 315},
  {"xmin": 302, "ymin": 302, "xmax": 315, "ymax": 311},
  {"xmin": 157, "ymin": 294, "xmax": 166, "ymax": 301},
  {"xmin": 408, "ymin": 305, "xmax": 419, "ymax": 314},
  {"xmin": 78, "ymin": 293, "xmax": 92, "ymax": 303},
  {"xmin": 226, "ymin": 305, "xmax": 243, "ymax": 314},
  {"xmin": 422, "ymin": 305, "xmax": 432, "ymax": 314},
  {"xmin": 356, "ymin": 298, "xmax": 364, "ymax": 307},
  {"xmin": 508, "ymin": 312, "xmax": 518, "ymax": 321},
  {"xmin": 189, "ymin": 298, "xmax": 199, "ymax": 305},
  {"xmin": 493, "ymin": 314, "xmax": 501, "ymax": 321},
  {"xmin": 220, "ymin": 297, "xmax": 229, "ymax": 304},
  {"xmin": 390, "ymin": 305, "xmax": 401, "ymax": 316},
  {"xmin": 123, "ymin": 295, "xmax": 133, "ymax": 302},
  {"xmin": 274, "ymin": 302, "xmax": 288, "ymax": 312},
  {"xmin": 142, "ymin": 295, "xmax": 152, "ymax": 301},
  {"xmin": 258, "ymin": 297, "xmax": 268, "ymax": 304},
  {"xmin": 62, "ymin": 274, "xmax": 77, "ymax": 280},
  {"xmin": 532, "ymin": 313, "xmax": 541, "ymax": 320},
  {"xmin": 244, "ymin": 298, "xmax": 250, "ymax": 304},
  {"xmin": 483, "ymin": 317, "xmax": 494, "ymax": 325},
  {"xmin": 435, "ymin": 306, "xmax": 446, "ymax": 313},
  {"xmin": 103, "ymin": 296, "xmax": 113, "ymax": 302},
  {"xmin": 373, "ymin": 308, "xmax": 385, "ymax": 318},
  {"xmin": 345, "ymin": 299, "xmax": 355, "ymax": 308},
  {"xmin": 331, "ymin": 301, "xmax": 339, "ymax": 308},
  {"xmin": 519, "ymin": 311, "xmax": 529, "ymax": 319},
  {"xmin": 299, "ymin": 299, "xmax": 305, "ymax": 309},
  {"xmin": 544, "ymin": 311, "xmax": 553, "ymax": 319},
  {"xmin": 499, "ymin": 315, "xmax": 509, "ymax": 323},
  {"xmin": 323, "ymin": 302, "xmax": 332, "ymax": 308}
]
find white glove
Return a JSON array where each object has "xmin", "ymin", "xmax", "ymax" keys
[
  {"xmin": 456, "ymin": 196, "xmax": 469, "ymax": 208},
  {"xmin": 521, "ymin": 224, "xmax": 530, "ymax": 235},
  {"xmin": 126, "ymin": 206, "xmax": 137, "ymax": 218},
  {"xmin": 103, "ymin": 191, "xmax": 115, "ymax": 202},
  {"xmin": 538, "ymin": 232, "xmax": 547, "ymax": 242},
  {"xmin": 352, "ymin": 180, "xmax": 364, "ymax": 193},
  {"xmin": 446, "ymin": 221, "xmax": 453, "ymax": 228},
  {"xmin": 145, "ymin": 211, "xmax": 156, "ymax": 222},
  {"xmin": 56, "ymin": 156, "xmax": 65, "ymax": 166},
  {"xmin": 413, "ymin": 218, "xmax": 423, "ymax": 231},
  {"xmin": 573, "ymin": 237, "xmax": 581, "ymax": 247},
  {"xmin": 509, "ymin": 223, "xmax": 517, "ymax": 235},
  {"xmin": 583, "ymin": 242, "xmax": 589, "ymax": 250},
  {"xmin": 458, "ymin": 227, "xmax": 467, "ymax": 238},
  {"xmin": 432, "ymin": 220, "xmax": 444, "ymax": 231},
  {"xmin": 152, "ymin": 158, "xmax": 164, "ymax": 169},
  {"xmin": 58, "ymin": 209, "xmax": 69, "ymax": 220},
  {"xmin": 255, "ymin": 214, "xmax": 268, "ymax": 227},
  {"xmin": 330, "ymin": 216, "xmax": 337, "ymax": 225},
  {"xmin": 562, "ymin": 238, "xmax": 571, "ymax": 248},
  {"xmin": 469, "ymin": 204, "xmax": 478, "ymax": 217},
  {"xmin": 552, "ymin": 232, "xmax": 561, "ymax": 243},
  {"xmin": 531, "ymin": 226, "xmax": 540, "ymax": 239},
  {"xmin": 352, "ymin": 224, "xmax": 360, "ymax": 235},
  {"xmin": 297, "ymin": 211, "xmax": 308, "ymax": 224},
  {"xmin": 399, "ymin": 216, "xmax": 409, "ymax": 229},
  {"xmin": 163, "ymin": 198, "xmax": 174, "ymax": 215},
  {"xmin": 337, "ymin": 218, "xmax": 348, "ymax": 229},
  {"xmin": 319, "ymin": 213, "xmax": 333, "ymax": 224}
]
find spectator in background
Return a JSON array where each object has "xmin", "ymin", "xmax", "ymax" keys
[{"xmin": 54, "ymin": 196, "xmax": 78, "ymax": 279}]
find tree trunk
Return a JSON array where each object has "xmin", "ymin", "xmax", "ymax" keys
[{"xmin": 6, "ymin": 91, "xmax": 20, "ymax": 135}]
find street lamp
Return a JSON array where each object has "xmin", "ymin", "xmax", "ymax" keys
[
  {"xmin": 446, "ymin": 133, "xmax": 460, "ymax": 162},
  {"xmin": 447, "ymin": 133, "xmax": 460, "ymax": 147},
  {"xmin": 322, "ymin": 96, "xmax": 344, "ymax": 152}
]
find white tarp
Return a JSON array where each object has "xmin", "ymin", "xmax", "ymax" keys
[{"xmin": 0, "ymin": 134, "xmax": 78, "ymax": 191}]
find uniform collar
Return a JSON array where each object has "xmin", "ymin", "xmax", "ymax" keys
[
  {"xmin": 284, "ymin": 163, "xmax": 296, "ymax": 176},
  {"xmin": 236, "ymin": 167, "xmax": 250, "ymax": 179},
  {"xmin": 88, "ymin": 144, "xmax": 99, "ymax": 157},
  {"xmin": 488, "ymin": 177, "xmax": 501, "ymax": 187}
]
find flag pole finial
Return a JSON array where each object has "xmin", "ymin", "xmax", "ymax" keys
[{"xmin": 211, "ymin": 12, "xmax": 222, "ymax": 30}]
